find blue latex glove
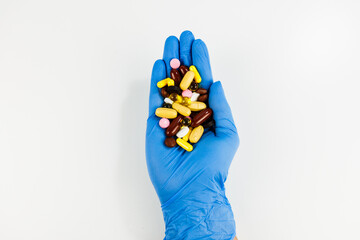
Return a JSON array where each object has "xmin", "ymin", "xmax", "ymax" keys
[{"xmin": 146, "ymin": 31, "xmax": 240, "ymax": 240}]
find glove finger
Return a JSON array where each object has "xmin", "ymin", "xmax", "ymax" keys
[
  {"xmin": 180, "ymin": 30, "xmax": 195, "ymax": 66},
  {"xmin": 163, "ymin": 36, "xmax": 180, "ymax": 77},
  {"xmin": 192, "ymin": 39, "xmax": 213, "ymax": 90},
  {"xmin": 148, "ymin": 59, "xmax": 166, "ymax": 116},
  {"xmin": 209, "ymin": 81, "xmax": 239, "ymax": 140}
]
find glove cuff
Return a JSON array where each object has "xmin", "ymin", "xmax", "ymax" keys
[{"xmin": 161, "ymin": 190, "xmax": 236, "ymax": 240}]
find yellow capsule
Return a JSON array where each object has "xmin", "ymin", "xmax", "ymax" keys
[
  {"xmin": 189, "ymin": 125, "xmax": 204, "ymax": 143},
  {"xmin": 176, "ymin": 95, "xmax": 183, "ymax": 103},
  {"xmin": 182, "ymin": 127, "xmax": 192, "ymax": 142},
  {"xmin": 182, "ymin": 97, "xmax": 192, "ymax": 106},
  {"xmin": 156, "ymin": 78, "xmax": 174, "ymax": 88},
  {"xmin": 155, "ymin": 108, "xmax": 177, "ymax": 119},
  {"xmin": 167, "ymin": 79, "xmax": 175, "ymax": 86},
  {"xmin": 190, "ymin": 65, "xmax": 201, "ymax": 83},
  {"xmin": 172, "ymin": 102, "xmax": 191, "ymax": 116},
  {"xmin": 176, "ymin": 138, "xmax": 193, "ymax": 152},
  {"xmin": 180, "ymin": 71, "xmax": 195, "ymax": 90},
  {"xmin": 188, "ymin": 101, "xmax": 207, "ymax": 111}
]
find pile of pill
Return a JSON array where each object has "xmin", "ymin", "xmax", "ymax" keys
[{"xmin": 155, "ymin": 58, "xmax": 215, "ymax": 152}]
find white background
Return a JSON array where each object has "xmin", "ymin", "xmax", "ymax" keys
[{"xmin": 1, "ymin": 0, "xmax": 359, "ymax": 239}]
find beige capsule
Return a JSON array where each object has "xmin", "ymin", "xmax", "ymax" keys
[
  {"xmin": 172, "ymin": 102, "xmax": 191, "ymax": 117},
  {"xmin": 180, "ymin": 71, "xmax": 195, "ymax": 90},
  {"xmin": 155, "ymin": 108, "xmax": 177, "ymax": 119},
  {"xmin": 189, "ymin": 125, "xmax": 204, "ymax": 143},
  {"xmin": 188, "ymin": 101, "xmax": 207, "ymax": 111}
]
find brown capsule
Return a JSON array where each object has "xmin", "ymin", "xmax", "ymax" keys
[
  {"xmin": 196, "ymin": 88, "xmax": 207, "ymax": 95},
  {"xmin": 164, "ymin": 137, "xmax": 176, "ymax": 148},
  {"xmin": 161, "ymin": 87, "xmax": 169, "ymax": 98},
  {"xmin": 166, "ymin": 116, "xmax": 183, "ymax": 137},
  {"xmin": 179, "ymin": 65, "xmax": 189, "ymax": 76},
  {"xmin": 170, "ymin": 69, "xmax": 182, "ymax": 86},
  {"xmin": 191, "ymin": 108, "xmax": 213, "ymax": 128},
  {"xmin": 197, "ymin": 94, "xmax": 208, "ymax": 102}
]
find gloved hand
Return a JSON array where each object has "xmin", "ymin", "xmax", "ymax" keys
[{"xmin": 146, "ymin": 31, "xmax": 239, "ymax": 240}]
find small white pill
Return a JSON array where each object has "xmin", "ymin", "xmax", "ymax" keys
[
  {"xmin": 190, "ymin": 92, "xmax": 200, "ymax": 102},
  {"xmin": 176, "ymin": 126, "xmax": 189, "ymax": 138},
  {"xmin": 164, "ymin": 98, "xmax": 174, "ymax": 104}
]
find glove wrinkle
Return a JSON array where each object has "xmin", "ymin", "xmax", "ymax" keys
[
  {"xmin": 162, "ymin": 192, "xmax": 235, "ymax": 240},
  {"xmin": 161, "ymin": 169, "xmax": 205, "ymax": 208},
  {"xmin": 214, "ymin": 118, "xmax": 238, "ymax": 135}
]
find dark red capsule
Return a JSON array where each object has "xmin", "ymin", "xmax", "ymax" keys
[
  {"xmin": 166, "ymin": 116, "xmax": 183, "ymax": 137},
  {"xmin": 170, "ymin": 69, "xmax": 182, "ymax": 86},
  {"xmin": 179, "ymin": 65, "xmax": 189, "ymax": 76},
  {"xmin": 191, "ymin": 108, "xmax": 213, "ymax": 128}
]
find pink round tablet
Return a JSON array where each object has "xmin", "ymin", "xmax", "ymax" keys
[
  {"xmin": 170, "ymin": 58, "xmax": 180, "ymax": 69},
  {"xmin": 182, "ymin": 89, "xmax": 192, "ymax": 98},
  {"xmin": 159, "ymin": 118, "xmax": 170, "ymax": 128}
]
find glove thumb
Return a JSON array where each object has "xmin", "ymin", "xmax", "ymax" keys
[{"xmin": 209, "ymin": 81, "xmax": 239, "ymax": 140}]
